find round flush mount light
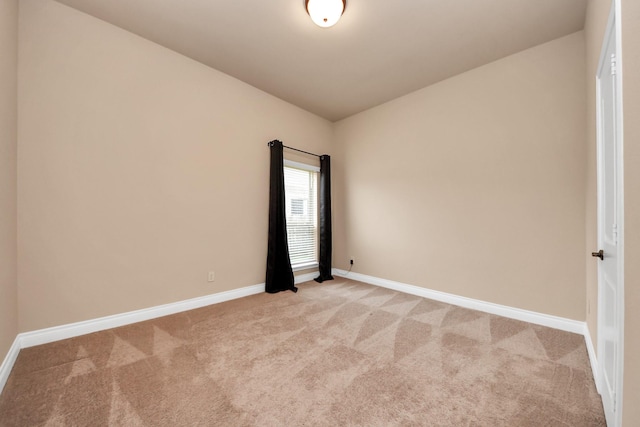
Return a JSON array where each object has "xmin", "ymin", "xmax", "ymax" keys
[{"xmin": 305, "ymin": 0, "xmax": 346, "ymax": 28}]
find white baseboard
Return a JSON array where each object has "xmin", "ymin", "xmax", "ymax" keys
[
  {"xmin": 0, "ymin": 337, "xmax": 21, "ymax": 395},
  {"xmin": 332, "ymin": 269, "xmax": 585, "ymax": 335},
  {"xmin": 19, "ymin": 283, "xmax": 265, "ymax": 349},
  {"xmin": 18, "ymin": 271, "xmax": 317, "ymax": 350},
  {"xmin": 0, "ymin": 271, "xmax": 320, "ymax": 394},
  {"xmin": 294, "ymin": 271, "xmax": 319, "ymax": 285}
]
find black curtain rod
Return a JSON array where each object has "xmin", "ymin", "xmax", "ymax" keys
[
  {"xmin": 284, "ymin": 145, "xmax": 321, "ymax": 158},
  {"xmin": 267, "ymin": 140, "xmax": 321, "ymax": 158}
]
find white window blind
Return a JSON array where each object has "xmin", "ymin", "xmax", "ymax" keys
[{"xmin": 284, "ymin": 161, "xmax": 319, "ymax": 268}]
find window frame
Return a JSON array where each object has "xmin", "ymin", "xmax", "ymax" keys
[{"xmin": 283, "ymin": 159, "xmax": 320, "ymax": 271}]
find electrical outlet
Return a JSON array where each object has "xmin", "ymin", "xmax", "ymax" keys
[
  {"xmin": 349, "ymin": 258, "xmax": 354, "ymax": 265},
  {"xmin": 208, "ymin": 271, "xmax": 215, "ymax": 282}
]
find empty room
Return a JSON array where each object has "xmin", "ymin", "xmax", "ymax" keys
[{"xmin": 0, "ymin": 0, "xmax": 638, "ymax": 425}]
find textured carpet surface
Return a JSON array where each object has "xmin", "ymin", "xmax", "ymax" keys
[{"xmin": 0, "ymin": 278, "xmax": 605, "ymax": 426}]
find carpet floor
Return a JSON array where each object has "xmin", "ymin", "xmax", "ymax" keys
[{"xmin": 0, "ymin": 278, "xmax": 605, "ymax": 426}]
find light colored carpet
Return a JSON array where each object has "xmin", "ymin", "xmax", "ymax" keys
[{"xmin": 0, "ymin": 278, "xmax": 605, "ymax": 426}]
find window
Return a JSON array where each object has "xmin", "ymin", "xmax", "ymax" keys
[{"xmin": 284, "ymin": 160, "xmax": 319, "ymax": 268}]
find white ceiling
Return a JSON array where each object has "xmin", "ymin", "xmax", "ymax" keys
[{"xmin": 53, "ymin": 0, "xmax": 587, "ymax": 122}]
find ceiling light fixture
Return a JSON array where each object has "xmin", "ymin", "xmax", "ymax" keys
[{"xmin": 305, "ymin": 0, "xmax": 346, "ymax": 28}]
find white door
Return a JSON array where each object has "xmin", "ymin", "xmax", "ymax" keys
[{"xmin": 595, "ymin": 6, "xmax": 624, "ymax": 426}]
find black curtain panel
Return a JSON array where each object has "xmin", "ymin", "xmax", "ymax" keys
[
  {"xmin": 265, "ymin": 140, "xmax": 297, "ymax": 294},
  {"xmin": 314, "ymin": 155, "xmax": 334, "ymax": 283}
]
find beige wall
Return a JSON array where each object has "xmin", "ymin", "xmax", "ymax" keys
[
  {"xmin": 0, "ymin": 0, "xmax": 19, "ymax": 359},
  {"xmin": 621, "ymin": 0, "xmax": 640, "ymax": 423},
  {"xmin": 333, "ymin": 33, "xmax": 587, "ymax": 320},
  {"xmin": 17, "ymin": 0, "xmax": 333, "ymax": 332}
]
